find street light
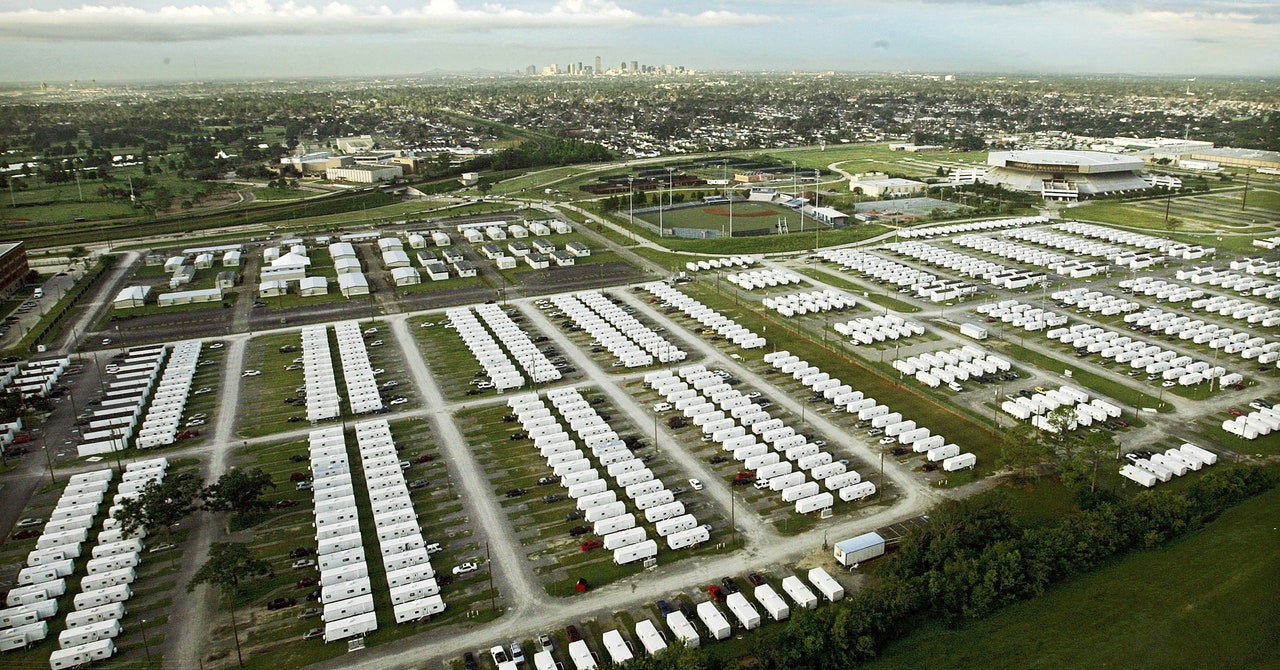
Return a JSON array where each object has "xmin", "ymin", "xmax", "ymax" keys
[{"xmin": 140, "ymin": 617, "xmax": 153, "ymax": 667}]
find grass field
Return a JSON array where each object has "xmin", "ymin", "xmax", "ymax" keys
[
  {"xmin": 635, "ymin": 201, "xmax": 808, "ymax": 234},
  {"xmin": 864, "ymin": 483, "xmax": 1280, "ymax": 670}
]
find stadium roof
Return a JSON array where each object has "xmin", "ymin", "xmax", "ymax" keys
[{"xmin": 988, "ymin": 150, "xmax": 1144, "ymax": 173}]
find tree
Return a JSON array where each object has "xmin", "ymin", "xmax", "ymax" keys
[
  {"xmin": 997, "ymin": 423, "xmax": 1046, "ymax": 479},
  {"xmin": 202, "ymin": 467, "xmax": 275, "ymax": 523},
  {"xmin": 114, "ymin": 476, "xmax": 201, "ymax": 540},
  {"xmin": 188, "ymin": 542, "xmax": 272, "ymax": 596},
  {"xmin": 1062, "ymin": 430, "xmax": 1115, "ymax": 493}
]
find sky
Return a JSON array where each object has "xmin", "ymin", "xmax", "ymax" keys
[{"xmin": 0, "ymin": 0, "xmax": 1276, "ymax": 83}]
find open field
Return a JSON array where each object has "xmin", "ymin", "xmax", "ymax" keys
[{"xmin": 864, "ymin": 482, "xmax": 1280, "ymax": 670}]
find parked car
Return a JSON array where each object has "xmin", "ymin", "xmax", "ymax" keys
[
  {"xmin": 505, "ymin": 488, "xmax": 527, "ymax": 498},
  {"xmin": 707, "ymin": 584, "xmax": 725, "ymax": 601},
  {"xmin": 11, "ymin": 528, "xmax": 40, "ymax": 540},
  {"xmin": 296, "ymin": 577, "xmax": 319, "ymax": 588},
  {"xmin": 291, "ymin": 559, "xmax": 316, "ymax": 570},
  {"xmin": 299, "ymin": 607, "xmax": 321, "ymax": 619},
  {"xmin": 566, "ymin": 625, "xmax": 582, "ymax": 642},
  {"xmin": 266, "ymin": 597, "xmax": 297, "ymax": 610},
  {"xmin": 747, "ymin": 573, "xmax": 767, "ymax": 587},
  {"xmin": 16, "ymin": 517, "xmax": 43, "ymax": 528},
  {"xmin": 569, "ymin": 525, "xmax": 591, "ymax": 536},
  {"xmin": 580, "ymin": 540, "xmax": 604, "ymax": 551},
  {"xmin": 688, "ymin": 478, "xmax": 703, "ymax": 491},
  {"xmin": 721, "ymin": 576, "xmax": 741, "ymax": 594},
  {"xmin": 303, "ymin": 627, "xmax": 324, "ymax": 640},
  {"xmin": 452, "ymin": 562, "xmax": 479, "ymax": 575},
  {"xmin": 289, "ymin": 547, "xmax": 315, "ymax": 558},
  {"xmin": 538, "ymin": 632, "xmax": 554, "ymax": 652}
]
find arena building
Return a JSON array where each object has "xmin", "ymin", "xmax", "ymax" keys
[{"xmin": 984, "ymin": 150, "xmax": 1150, "ymax": 201}]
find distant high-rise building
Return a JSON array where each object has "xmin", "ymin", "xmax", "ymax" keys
[
  {"xmin": 525, "ymin": 65, "xmax": 536, "ymax": 75},
  {"xmin": 630, "ymin": 60, "xmax": 639, "ymax": 73},
  {"xmin": 595, "ymin": 56, "xmax": 602, "ymax": 75}
]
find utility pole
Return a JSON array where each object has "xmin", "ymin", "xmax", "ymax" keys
[
  {"xmin": 1241, "ymin": 173, "xmax": 1250, "ymax": 211},
  {"xmin": 229, "ymin": 610, "xmax": 244, "ymax": 668},
  {"xmin": 486, "ymin": 541, "xmax": 496, "ymax": 613}
]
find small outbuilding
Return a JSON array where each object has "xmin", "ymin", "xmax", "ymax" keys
[{"xmin": 834, "ymin": 531, "xmax": 885, "ymax": 567}]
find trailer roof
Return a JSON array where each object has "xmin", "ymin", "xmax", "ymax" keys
[{"xmin": 835, "ymin": 532, "xmax": 885, "ymax": 554}]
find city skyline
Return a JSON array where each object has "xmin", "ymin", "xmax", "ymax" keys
[{"xmin": 0, "ymin": 0, "xmax": 1277, "ymax": 82}]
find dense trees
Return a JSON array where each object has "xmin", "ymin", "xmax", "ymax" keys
[
  {"xmin": 472, "ymin": 137, "xmax": 612, "ymax": 172},
  {"xmin": 745, "ymin": 466, "xmax": 1272, "ymax": 669}
]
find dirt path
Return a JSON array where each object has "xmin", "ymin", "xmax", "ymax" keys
[{"xmin": 166, "ymin": 335, "xmax": 247, "ymax": 668}]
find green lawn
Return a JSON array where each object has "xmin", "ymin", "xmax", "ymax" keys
[{"xmin": 864, "ymin": 483, "xmax": 1280, "ymax": 670}]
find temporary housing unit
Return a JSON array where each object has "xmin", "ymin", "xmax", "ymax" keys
[
  {"xmin": 725, "ymin": 592, "xmax": 761, "ymax": 630},
  {"xmin": 602, "ymin": 629, "xmax": 634, "ymax": 665},
  {"xmin": 753, "ymin": 584, "xmax": 790, "ymax": 621},
  {"xmin": 665, "ymin": 611, "xmax": 701, "ymax": 648},
  {"xmin": 808, "ymin": 567, "xmax": 844, "ymax": 602},
  {"xmin": 696, "ymin": 601, "xmax": 731, "ymax": 640}
]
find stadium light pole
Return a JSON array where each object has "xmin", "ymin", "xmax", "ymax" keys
[
  {"xmin": 627, "ymin": 176, "xmax": 635, "ymax": 242},
  {"xmin": 665, "ymin": 166, "xmax": 675, "ymax": 238}
]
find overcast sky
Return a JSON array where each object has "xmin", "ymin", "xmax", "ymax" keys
[{"xmin": 0, "ymin": 0, "xmax": 1276, "ymax": 82}]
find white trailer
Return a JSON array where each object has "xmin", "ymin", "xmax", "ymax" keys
[
  {"xmin": 753, "ymin": 583, "xmax": 790, "ymax": 621},
  {"xmin": 568, "ymin": 639, "xmax": 598, "ymax": 670},
  {"xmin": 666, "ymin": 526, "xmax": 710, "ymax": 550},
  {"xmin": 795, "ymin": 492, "xmax": 834, "ymax": 514},
  {"xmin": 602, "ymin": 629, "xmax": 634, "ymax": 665},
  {"xmin": 808, "ymin": 567, "xmax": 844, "ymax": 602},
  {"xmin": 57, "ymin": 619, "xmax": 121, "ymax": 649},
  {"xmin": 943, "ymin": 453, "xmax": 977, "ymax": 471},
  {"xmin": 63, "ymin": 602, "xmax": 125, "ymax": 629},
  {"xmin": 1119, "ymin": 465, "xmax": 1157, "ymax": 487},
  {"xmin": 781, "ymin": 576, "xmax": 818, "ymax": 610},
  {"xmin": 594, "ymin": 513, "xmax": 636, "ymax": 536},
  {"xmin": 49, "ymin": 638, "xmax": 114, "ymax": 669},
  {"xmin": 696, "ymin": 601, "xmax": 731, "ymax": 640},
  {"xmin": 644, "ymin": 501, "xmax": 685, "ymax": 523},
  {"xmin": 323, "ymin": 610, "xmax": 377, "ymax": 643},
  {"xmin": 602, "ymin": 527, "xmax": 648, "ymax": 551},
  {"xmin": 665, "ymin": 611, "xmax": 700, "ymax": 648},
  {"xmin": 612, "ymin": 539, "xmax": 658, "ymax": 565},
  {"xmin": 725, "ymin": 592, "xmax": 761, "ymax": 630},
  {"xmin": 635, "ymin": 618, "xmax": 668, "ymax": 655}
]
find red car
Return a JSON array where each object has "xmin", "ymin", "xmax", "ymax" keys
[
  {"xmin": 579, "ymin": 540, "xmax": 604, "ymax": 551},
  {"xmin": 1228, "ymin": 408, "xmax": 1245, "ymax": 417},
  {"xmin": 290, "ymin": 472, "xmax": 313, "ymax": 482},
  {"xmin": 296, "ymin": 577, "xmax": 319, "ymax": 588},
  {"xmin": 707, "ymin": 584, "xmax": 725, "ymax": 601},
  {"xmin": 12, "ymin": 433, "xmax": 32, "ymax": 444},
  {"xmin": 412, "ymin": 455, "xmax": 433, "ymax": 464}
]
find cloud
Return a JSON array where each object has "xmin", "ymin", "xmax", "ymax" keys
[
  {"xmin": 914, "ymin": 0, "xmax": 1279, "ymax": 23},
  {"xmin": 0, "ymin": 0, "xmax": 779, "ymax": 42}
]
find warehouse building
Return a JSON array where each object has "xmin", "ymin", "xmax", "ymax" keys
[{"xmin": 326, "ymin": 164, "xmax": 404, "ymax": 183}]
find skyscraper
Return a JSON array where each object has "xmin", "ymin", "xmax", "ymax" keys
[{"xmin": 595, "ymin": 56, "xmax": 602, "ymax": 75}]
